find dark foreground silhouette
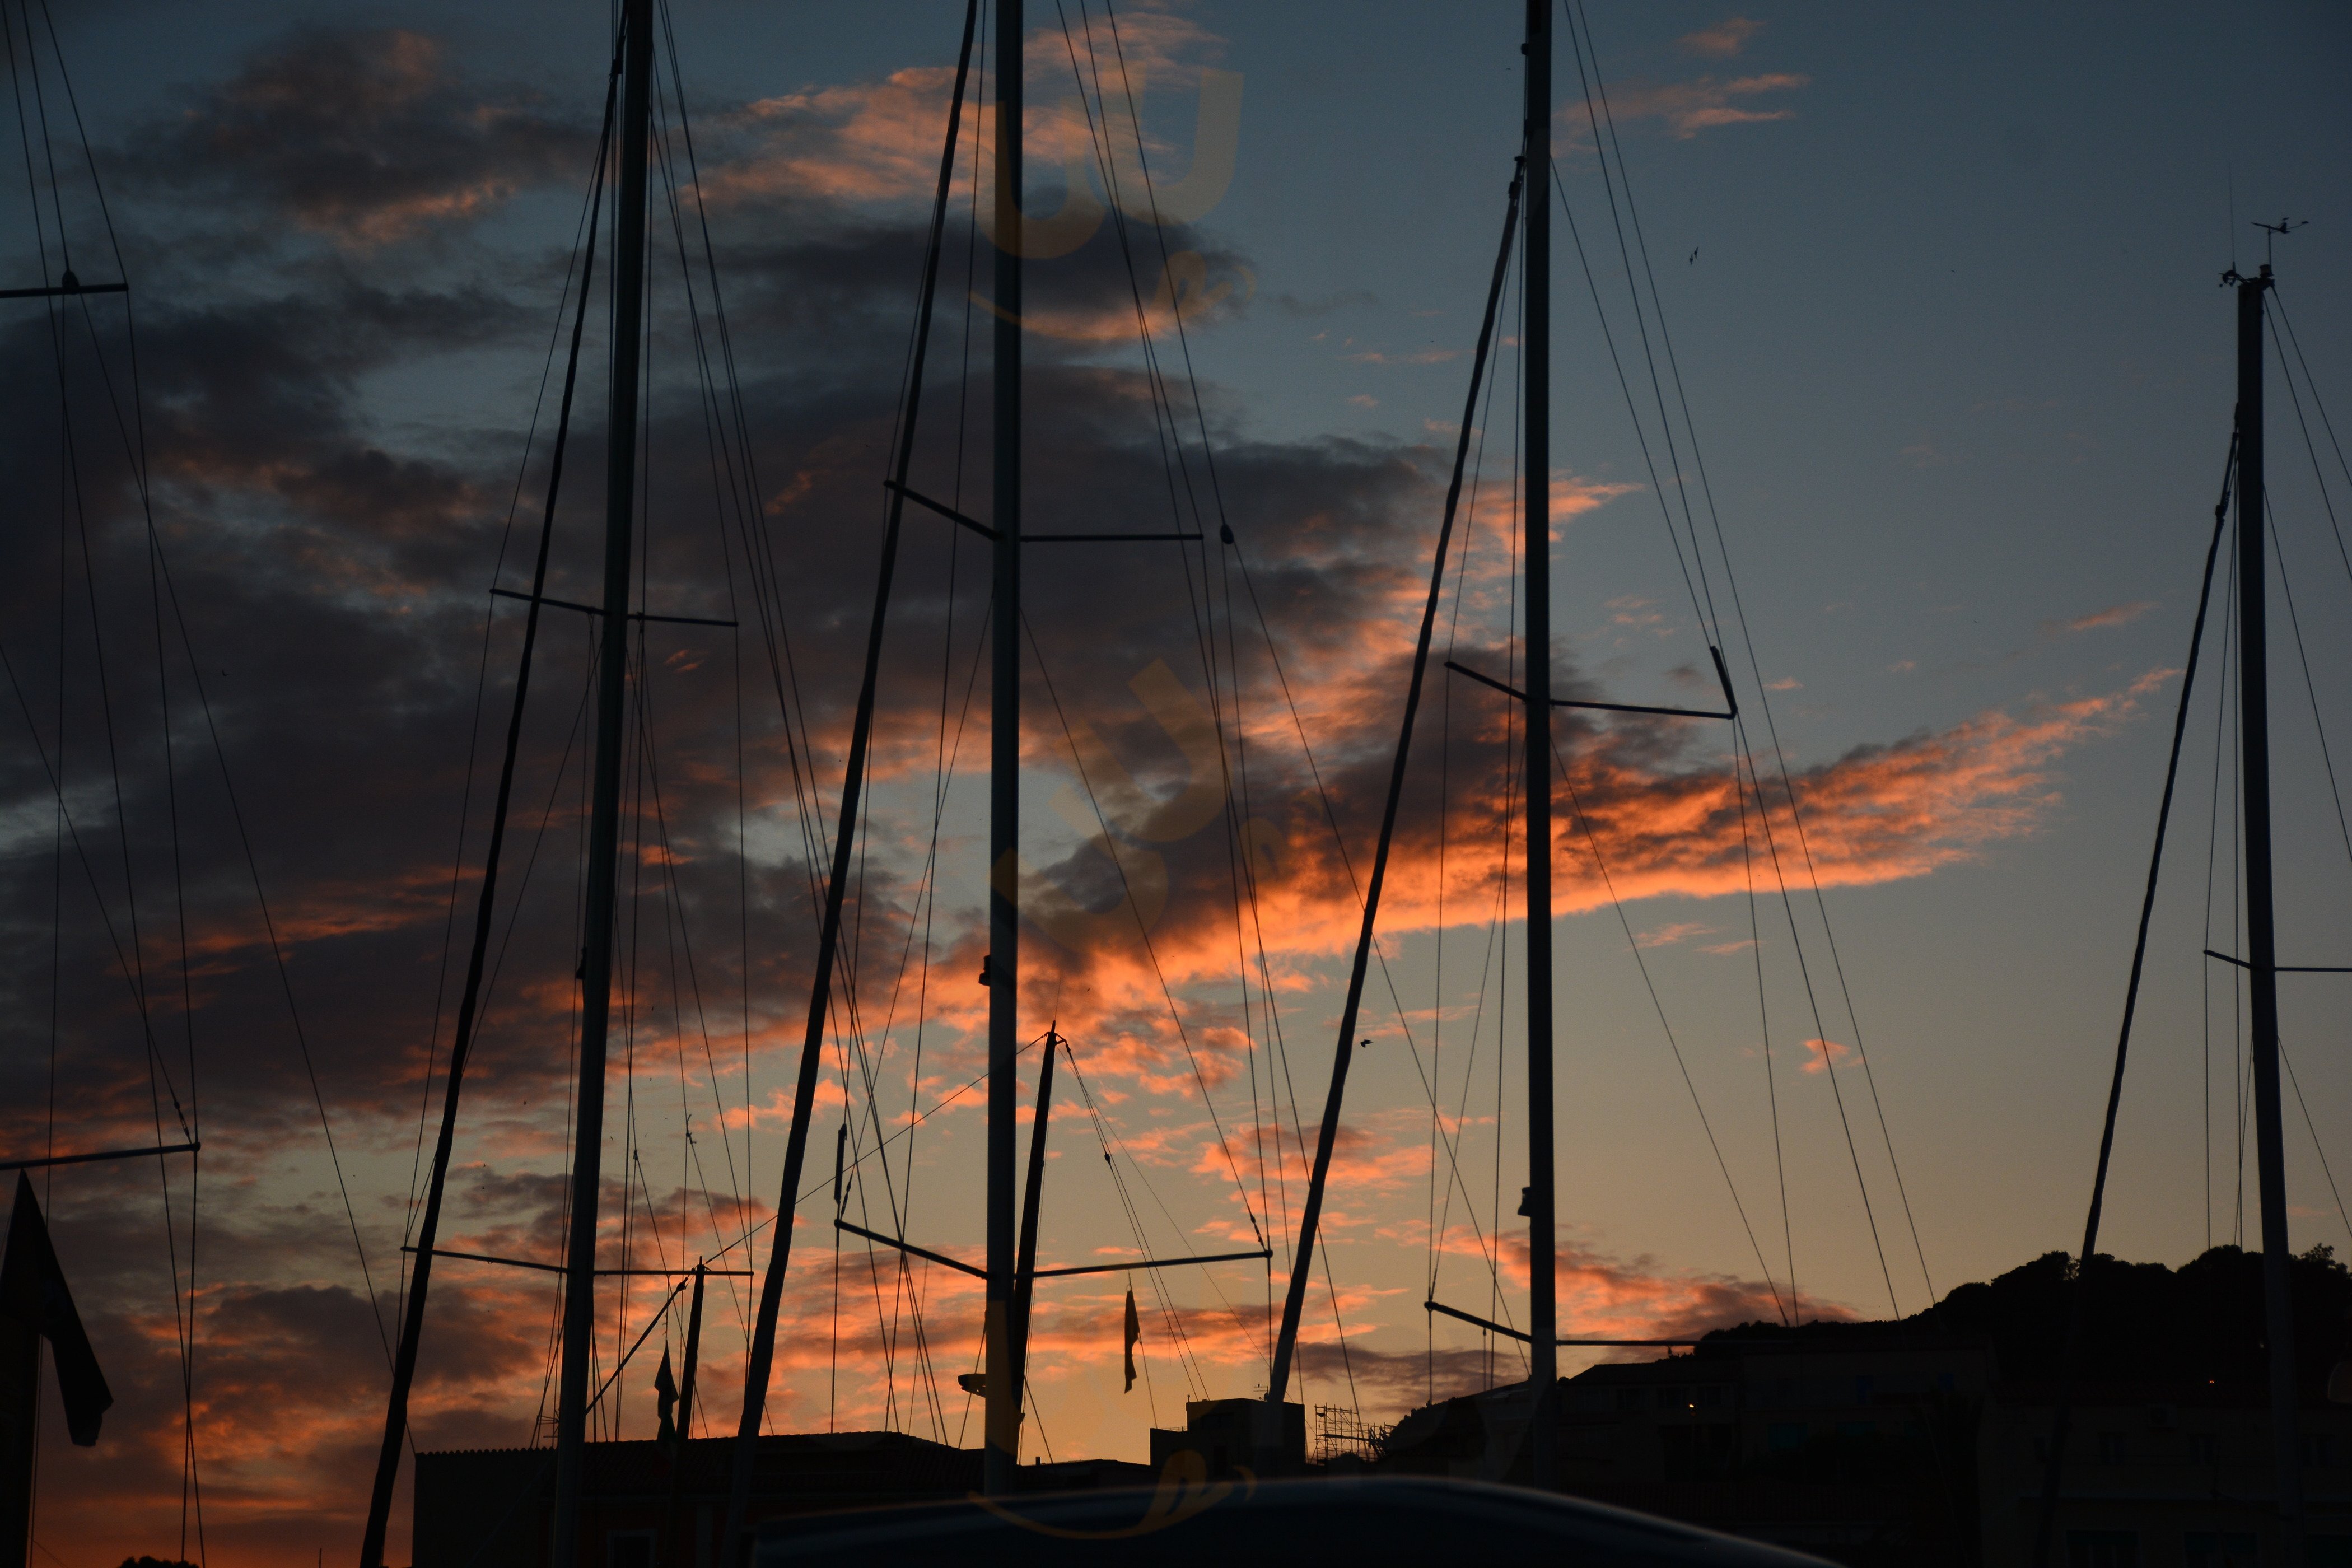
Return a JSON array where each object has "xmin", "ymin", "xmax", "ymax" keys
[{"xmin": 752, "ymin": 1475, "xmax": 1836, "ymax": 1565}]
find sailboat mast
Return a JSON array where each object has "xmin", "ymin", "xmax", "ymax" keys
[
  {"xmin": 717, "ymin": 4, "xmax": 980, "ymax": 1557},
  {"xmin": 356, "ymin": 47, "xmax": 623, "ymax": 1568},
  {"xmin": 660, "ymin": 1264, "xmax": 706, "ymax": 1568},
  {"xmin": 2233, "ymin": 261, "xmax": 2304, "ymax": 1554},
  {"xmin": 1519, "ymin": 0, "xmax": 1560, "ymax": 1493},
  {"xmin": 1262, "ymin": 166, "xmax": 1525, "ymax": 1425},
  {"xmin": 984, "ymin": 0, "xmax": 1025, "ymax": 1499},
  {"xmin": 551, "ymin": 0, "xmax": 654, "ymax": 1558},
  {"xmin": 717, "ymin": 6, "xmax": 978, "ymax": 1558}
]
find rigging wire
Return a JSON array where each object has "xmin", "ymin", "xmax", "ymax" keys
[
  {"xmin": 1496, "ymin": 258, "xmax": 1524, "ymax": 1389},
  {"xmin": 1738, "ymin": 707, "xmax": 1902, "ymax": 1318},
  {"xmin": 2269, "ymin": 287, "xmax": 2352, "ymax": 555},
  {"xmin": 1062, "ymin": 1039, "xmax": 1220, "ymax": 1399},
  {"xmin": 2029, "ymin": 439, "xmax": 2237, "ymax": 1559},
  {"xmin": 2279, "ymin": 1041, "xmax": 2352, "ymax": 1249},
  {"xmin": 811, "ymin": 395, "xmax": 993, "ymax": 1433},
  {"xmin": 2230, "ymin": 641, "xmax": 2247, "ymax": 1249},
  {"xmin": 1062, "ymin": 0, "xmax": 1275, "ymax": 1068},
  {"xmin": 1534, "ymin": 131, "xmax": 1787, "ymax": 1323},
  {"xmin": 1543, "ymin": 155, "xmax": 1711, "ymax": 642},
  {"xmin": 7, "ymin": 0, "xmax": 197, "ymax": 1317},
  {"xmin": 884, "ymin": 0, "xmax": 995, "ymax": 1437},
  {"xmin": 2262, "ymin": 499, "xmax": 2352, "ymax": 870},
  {"xmin": 2200, "ymin": 533, "xmax": 2238, "ymax": 1248},
  {"xmin": 2261, "ymin": 307, "xmax": 2352, "ymax": 870},
  {"xmin": 7, "ymin": 7, "xmax": 274, "ymax": 1550},
  {"xmin": 1398, "ymin": 356, "xmax": 1528, "ymax": 1342},
  {"xmin": 368, "ymin": 53, "xmax": 625, "ymax": 1516},
  {"xmin": 849, "ymin": 590, "xmax": 992, "ymax": 1435},
  {"xmin": 1546, "ymin": 735, "xmax": 1789, "ymax": 1322},
  {"xmin": 647, "ymin": 25, "xmax": 825, "ymax": 1355},
  {"xmin": 11, "ymin": 4, "xmax": 399, "ymax": 1471},
  {"xmin": 716, "ymin": 0, "xmax": 1000, "ymax": 1456},
  {"xmin": 404, "ymin": 38, "xmax": 618, "ymax": 1289},
  {"xmin": 1565, "ymin": 0, "xmax": 1930, "ymax": 1305},
  {"xmin": 1428, "ymin": 288, "xmax": 1523, "ymax": 1370},
  {"xmin": 1051, "ymin": 4, "xmax": 1285, "ymax": 1320},
  {"xmin": 784, "ymin": 1034, "xmax": 1048, "ymax": 1213},
  {"xmin": 1047, "ymin": 0, "xmax": 1420, "ymax": 1406},
  {"xmin": 1735, "ymin": 744, "xmax": 1796, "ymax": 1316},
  {"xmin": 623, "ymin": 54, "xmax": 769, "ymax": 1305},
  {"xmin": 1021, "ymin": 614, "xmax": 1267, "ymax": 1248},
  {"xmin": 649, "ymin": 0, "xmax": 834, "ymax": 955}
]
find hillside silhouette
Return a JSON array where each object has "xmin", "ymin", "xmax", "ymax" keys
[{"xmin": 1698, "ymin": 1243, "xmax": 2352, "ymax": 1389}]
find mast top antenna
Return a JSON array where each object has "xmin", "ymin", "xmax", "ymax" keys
[
  {"xmin": 2253, "ymin": 216, "xmax": 2306, "ymax": 268},
  {"xmin": 2227, "ymin": 218, "xmax": 2302, "ymax": 285}
]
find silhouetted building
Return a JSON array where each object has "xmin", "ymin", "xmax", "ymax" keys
[
  {"xmin": 412, "ymin": 1431, "xmax": 1152, "ymax": 1567},
  {"xmin": 1147, "ymin": 1398, "xmax": 1306, "ymax": 1476},
  {"xmin": 412, "ymin": 1248, "xmax": 2352, "ymax": 1565},
  {"xmin": 1383, "ymin": 1245, "xmax": 2352, "ymax": 1566},
  {"xmin": 1380, "ymin": 1335, "xmax": 1989, "ymax": 1566},
  {"xmin": 1978, "ymin": 1382, "xmax": 2351, "ymax": 1567},
  {"xmin": 1952, "ymin": 1243, "xmax": 2352, "ymax": 1565}
]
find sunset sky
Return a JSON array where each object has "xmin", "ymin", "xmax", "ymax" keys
[{"xmin": 4, "ymin": 3, "xmax": 2350, "ymax": 1564}]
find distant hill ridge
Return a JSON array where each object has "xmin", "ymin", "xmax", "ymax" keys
[{"xmin": 1695, "ymin": 1243, "xmax": 2352, "ymax": 1392}]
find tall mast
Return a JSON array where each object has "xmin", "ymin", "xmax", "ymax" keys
[
  {"xmin": 2233, "ymin": 260, "xmax": 2304, "ymax": 1555},
  {"xmin": 718, "ymin": 4, "xmax": 980, "ymax": 1556},
  {"xmin": 550, "ymin": 0, "xmax": 653, "ymax": 1558},
  {"xmin": 1263, "ymin": 167, "xmax": 1524, "ymax": 1424},
  {"xmin": 984, "ymin": 0, "xmax": 1025, "ymax": 1499},
  {"xmin": 1519, "ymin": 0, "xmax": 1560, "ymax": 1493},
  {"xmin": 355, "ymin": 45, "xmax": 620, "ymax": 1568},
  {"xmin": 660, "ymin": 1264, "xmax": 707, "ymax": 1568}
]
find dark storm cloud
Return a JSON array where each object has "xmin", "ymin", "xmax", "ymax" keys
[
  {"xmin": 17, "ymin": 1171, "xmax": 558, "ymax": 1556},
  {"xmin": 0, "ymin": 265, "xmax": 583, "ymax": 1149},
  {"xmin": 4, "ymin": 6, "xmax": 2048, "ymax": 1212},
  {"xmin": 0, "ymin": 20, "xmax": 2169, "ymax": 1559},
  {"xmin": 1296, "ymin": 1340, "xmax": 1500, "ymax": 1408},
  {"xmin": 120, "ymin": 27, "xmax": 594, "ymax": 248}
]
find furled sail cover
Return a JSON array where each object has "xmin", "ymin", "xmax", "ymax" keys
[{"xmin": 0, "ymin": 1173, "xmax": 114, "ymax": 1446}]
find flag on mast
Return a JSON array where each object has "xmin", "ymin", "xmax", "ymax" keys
[
  {"xmin": 654, "ymin": 1347, "xmax": 679, "ymax": 1449},
  {"xmin": 1123, "ymin": 1289, "xmax": 1140, "ymax": 1392}
]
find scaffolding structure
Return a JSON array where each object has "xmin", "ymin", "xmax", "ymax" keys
[{"xmin": 1312, "ymin": 1406, "xmax": 1392, "ymax": 1466}]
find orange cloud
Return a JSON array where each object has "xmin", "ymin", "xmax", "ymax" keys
[
  {"xmin": 1065, "ymin": 672, "xmax": 2155, "ymax": 973},
  {"xmin": 707, "ymin": 7, "xmax": 1230, "ymax": 223},
  {"xmin": 917, "ymin": 655, "xmax": 2168, "ymax": 1144},
  {"xmin": 2056, "ymin": 599, "xmax": 2157, "ymax": 633},
  {"xmin": 22, "ymin": 20, "xmax": 2171, "ymax": 1535},
  {"xmin": 1679, "ymin": 18, "xmax": 1766, "ymax": 58},
  {"xmin": 713, "ymin": 67, "xmax": 995, "ymax": 207},
  {"xmin": 1800, "ymin": 1037, "xmax": 1854, "ymax": 1075},
  {"xmin": 1565, "ymin": 72, "xmax": 1809, "ymax": 141}
]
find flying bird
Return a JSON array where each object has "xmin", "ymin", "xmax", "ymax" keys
[{"xmin": 1688, "ymin": 248, "xmax": 1699, "ymax": 265}]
